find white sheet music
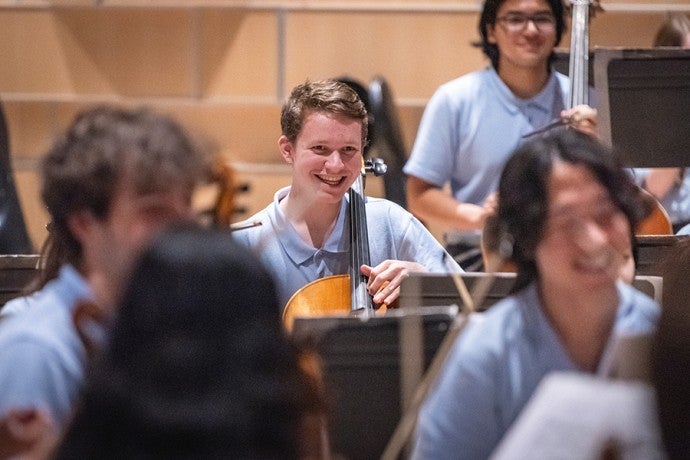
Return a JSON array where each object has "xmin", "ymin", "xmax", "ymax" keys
[{"xmin": 490, "ymin": 372, "xmax": 666, "ymax": 460}]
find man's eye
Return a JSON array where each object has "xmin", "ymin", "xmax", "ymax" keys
[
  {"xmin": 534, "ymin": 15, "xmax": 555, "ymax": 25},
  {"xmin": 505, "ymin": 15, "xmax": 525, "ymax": 25}
]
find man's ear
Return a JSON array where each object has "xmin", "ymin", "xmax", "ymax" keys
[
  {"xmin": 487, "ymin": 24, "xmax": 497, "ymax": 44},
  {"xmin": 279, "ymin": 135, "xmax": 294, "ymax": 164},
  {"xmin": 66, "ymin": 210, "xmax": 96, "ymax": 246}
]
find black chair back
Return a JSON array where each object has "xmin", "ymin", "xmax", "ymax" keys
[
  {"xmin": 369, "ymin": 76, "xmax": 408, "ymax": 208},
  {"xmin": 0, "ymin": 101, "xmax": 33, "ymax": 254}
]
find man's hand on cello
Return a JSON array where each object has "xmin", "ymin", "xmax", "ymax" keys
[{"xmin": 360, "ymin": 260, "xmax": 427, "ymax": 307}]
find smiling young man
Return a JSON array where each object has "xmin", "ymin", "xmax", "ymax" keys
[
  {"xmin": 411, "ymin": 129, "xmax": 659, "ymax": 459},
  {"xmin": 404, "ymin": 0, "xmax": 597, "ymax": 270},
  {"xmin": 233, "ymin": 79, "xmax": 460, "ymax": 311}
]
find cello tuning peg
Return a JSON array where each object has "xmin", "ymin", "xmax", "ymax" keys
[{"xmin": 367, "ymin": 157, "xmax": 388, "ymax": 177}]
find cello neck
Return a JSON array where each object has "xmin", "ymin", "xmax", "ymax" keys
[
  {"xmin": 349, "ymin": 171, "xmax": 373, "ymax": 313},
  {"xmin": 348, "ymin": 158, "xmax": 388, "ymax": 313}
]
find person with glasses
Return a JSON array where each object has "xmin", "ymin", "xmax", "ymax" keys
[
  {"xmin": 411, "ymin": 128, "xmax": 659, "ymax": 459},
  {"xmin": 404, "ymin": 0, "xmax": 597, "ymax": 271}
]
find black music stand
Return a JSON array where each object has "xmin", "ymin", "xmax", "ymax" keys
[
  {"xmin": 594, "ymin": 47, "xmax": 690, "ymax": 167},
  {"xmin": 399, "ymin": 272, "xmax": 518, "ymax": 312},
  {"xmin": 291, "ymin": 307, "xmax": 456, "ymax": 460},
  {"xmin": 399, "ymin": 272, "xmax": 663, "ymax": 310},
  {"xmin": 635, "ymin": 235, "xmax": 690, "ymax": 276}
]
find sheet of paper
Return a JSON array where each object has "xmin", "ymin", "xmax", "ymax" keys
[{"xmin": 490, "ymin": 372, "xmax": 665, "ymax": 460}]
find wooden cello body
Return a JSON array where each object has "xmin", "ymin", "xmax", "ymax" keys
[{"xmin": 282, "ymin": 159, "xmax": 388, "ymax": 331}]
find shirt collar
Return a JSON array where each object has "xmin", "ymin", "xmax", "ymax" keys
[
  {"xmin": 519, "ymin": 283, "xmax": 578, "ymax": 369},
  {"xmin": 486, "ymin": 66, "xmax": 560, "ymax": 115},
  {"xmin": 269, "ymin": 186, "xmax": 349, "ymax": 265}
]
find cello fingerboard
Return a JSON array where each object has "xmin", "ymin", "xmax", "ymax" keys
[{"xmin": 349, "ymin": 173, "xmax": 374, "ymax": 313}]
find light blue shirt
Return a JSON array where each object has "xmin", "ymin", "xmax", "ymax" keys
[
  {"xmin": 403, "ymin": 67, "xmax": 569, "ymax": 243},
  {"xmin": 232, "ymin": 186, "xmax": 462, "ymax": 309},
  {"xmin": 0, "ymin": 265, "xmax": 92, "ymax": 428},
  {"xmin": 411, "ymin": 281, "xmax": 660, "ymax": 460}
]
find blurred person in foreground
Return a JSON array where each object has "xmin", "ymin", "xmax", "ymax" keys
[
  {"xmin": 412, "ymin": 128, "xmax": 659, "ymax": 459},
  {"xmin": 0, "ymin": 106, "xmax": 208, "ymax": 437},
  {"xmin": 55, "ymin": 225, "xmax": 326, "ymax": 458}
]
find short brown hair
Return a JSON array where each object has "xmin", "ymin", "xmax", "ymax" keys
[{"xmin": 280, "ymin": 79, "xmax": 368, "ymax": 147}]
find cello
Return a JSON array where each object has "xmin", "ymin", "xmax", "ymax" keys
[{"xmin": 282, "ymin": 158, "xmax": 388, "ymax": 331}]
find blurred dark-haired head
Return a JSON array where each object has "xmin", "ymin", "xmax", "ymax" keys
[
  {"xmin": 57, "ymin": 225, "xmax": 323, "ymax": 459},
  {"xmin": 496, "ymin": 128, "xmax": 647, "ymax": 291}
]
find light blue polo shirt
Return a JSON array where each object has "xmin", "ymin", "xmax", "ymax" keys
[
  {"xmin": 411, "ymin": 281, "xmax": 660, "ymax": 460},
  {"xmin": 0, "ymin": 264, "xmax": 93, "ymax": 428},
  {"xmin": 403, "ymin": 67, "xmax": 569, "ymax": 244},
  {"xmin": 232, "ymin": 186, "xmax": 462, "ymax": 309}
]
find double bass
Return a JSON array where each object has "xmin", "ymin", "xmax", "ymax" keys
[
  {"xmin": 282, "ymin": 158, "xmax": 388, "ymax": 331},
  {"xmin": 568, "ymin": 0, "xmax": 671, "ymax": 235}
]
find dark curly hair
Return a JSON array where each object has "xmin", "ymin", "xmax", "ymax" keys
[{"xmin": 41, "ymin": 105, "xmax": 209, "ymax": 270}]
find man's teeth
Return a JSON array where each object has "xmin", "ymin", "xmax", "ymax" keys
[{"xmin": 318, "ymin": 175, "xmax": 343, "ymax": 185}]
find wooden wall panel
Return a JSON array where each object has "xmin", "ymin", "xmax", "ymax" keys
[
  {"xmin": 200, "ymin": 10, "xmax": 278, "ymax": 98},
  {"xmin": 0, "ymin": 3, "xmax": 688, "ymax": 250},
  {"xmin": 1, "ymin": 9, "xmax": 197, "ymax": 97},
  {"xmin": 589, "ymin": 12, "xmax": 666, "ymax": 47},
  {"xmin": 52, "ymin": 8, "xmax": 195, "ymax": 97},
  {"xmin": 0, "ymin": 12, "xmax": 74, "ymax": 93},
  {"xmin": 3, "ymin": 102, "xmax": 60, "ymax": 159},
  {"xmin": 284, "ymin": 11, "xmax": 486, "ymax": 100},
  {"xmin": 164, "ymin": 103, "xmax": 282, "ymax": 163}
]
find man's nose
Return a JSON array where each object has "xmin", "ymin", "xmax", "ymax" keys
[
  {"xmin": 324, "ymin": 150, "xmax": 344, "ymax": 169},
  {"xmin": 573, "ymin": 220, "xmax": 609, "ymax": 254},
  {"xmin": 524, "ymin": 18, "xmax": 540, "ymax": 33}
]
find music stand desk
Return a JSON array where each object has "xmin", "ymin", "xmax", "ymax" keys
[
  {"xmin": 291, "ymin": 307, "xmax": 457, "ymax": 459},
  {"xmin": 399, "ymin": 271, "xmax": 663, "ymax": 310},
  {"xmin": 594, "ymin": 47, "xmax": 690, "ymax": 167}
]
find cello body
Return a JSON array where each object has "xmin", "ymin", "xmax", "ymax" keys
[{"xmin": 283, "ymin": 275, "xmax": 351, "ymax": 331}]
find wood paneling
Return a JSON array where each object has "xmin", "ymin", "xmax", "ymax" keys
[
  {"xmin": 0, "ymin": 3, "xmax": 687, "ymax": 249},
  {"xmin": 284, "ymin": 11, "xmax": 485, "ymax": 100}
]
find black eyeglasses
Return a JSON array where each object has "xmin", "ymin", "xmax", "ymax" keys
[{"xmin": 497, "ymin": 13, "xmax": 556, "ymax": 33}]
